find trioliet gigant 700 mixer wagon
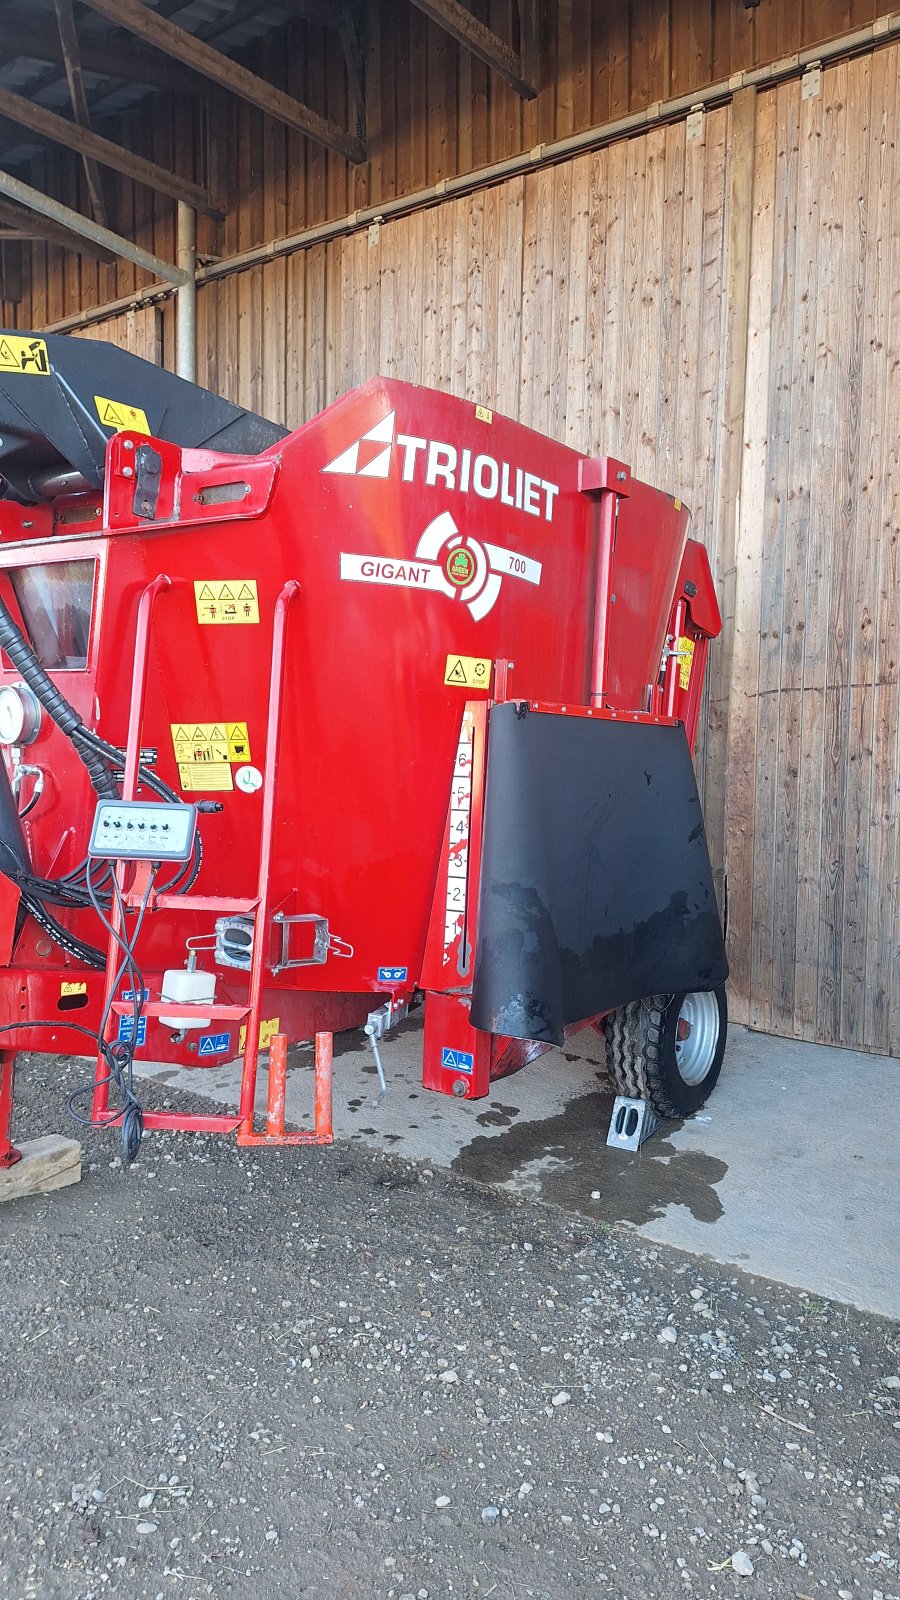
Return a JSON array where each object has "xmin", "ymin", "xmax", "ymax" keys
[{"xmin": 0, "ymin": 331, "xmax": 727, "ymax": 1167}]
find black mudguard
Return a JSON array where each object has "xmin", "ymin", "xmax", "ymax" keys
[{"xmin": 470, "ymin": 704, "xmax": 728, "ymax": 1045}]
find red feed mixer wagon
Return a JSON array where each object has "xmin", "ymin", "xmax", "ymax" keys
[{"xmin": 0, "ymin": 331, "xmax": 727, "ymax": 1166}]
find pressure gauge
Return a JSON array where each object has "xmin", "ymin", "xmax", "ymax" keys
[{"xmin": 0, "ymin": 683, "xmax": 42, "ymax": 746}]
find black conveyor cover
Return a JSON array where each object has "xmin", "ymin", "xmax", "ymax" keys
[
  {"xmin": 470, "ymin": 705, "xmax": 728, "ymax": 1045},
  {"xmin": 0, "ymin": 330, "xmax": 287, "ymax": 503}
]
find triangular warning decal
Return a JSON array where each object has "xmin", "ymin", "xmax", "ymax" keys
[
  {"xmin": 446, "ymin": 658, "xmax": 467, "ymax": 685},
  {"xmin": 208, "ymin": 725, "xmax": 225, "ymax": 740},
  {"xmin": 218, "ymin": 584, "xmax": 235, "ymax": 601},
  {"xmin": 94, "ymin": 394, "xmax": 151, "ymax": 434},
  {"xmin": 172, "ymin": 725, "xmax": 189, "ymax": 741},
  {"xmin": 237, "ymin": 583, "xmax": 255, "ymax": 600},
  {"xmin": 191, "ymin": 726, "xmax": 206, "ymax": 740},
  {"xmin": 0, "ymin": 339, "xmax": 13, "ymax": 364},
  {"xmin": 197, "ymin": 584, "xmax": 216, "ymax": 601}
]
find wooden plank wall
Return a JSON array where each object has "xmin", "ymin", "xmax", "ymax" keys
[
  {"xmin": 1, "ymin": 0, "xmax": 896, "ymax": 328},
  {"xmin": 726, "ymin": 50, "xmax": 900, "ymax": 1056},
  {"xmin": 67, "ymin": 306, "xmax": 161, "ymax": 364},
  {"xmin": 0, "ymin": 28, "xmax": 898, "ymax": 1057}
]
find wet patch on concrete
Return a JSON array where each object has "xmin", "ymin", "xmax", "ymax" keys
[
  {"xmin": 452, "ymin": 1088, "xmax": 728, "ymax": 1228},
  {"xmin": 475, "ymin": 1101, "xmax": 520, "ymax": 1128},
  {"xmin": 331, "ymin": 1034, "xmax": 369, "ymax": 1061}
]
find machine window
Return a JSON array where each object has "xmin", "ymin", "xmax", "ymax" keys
[{"xmin": 7, "ymin": 559, "xmax": 96, "ymax": 670}]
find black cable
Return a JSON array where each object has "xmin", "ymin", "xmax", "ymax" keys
[
  {"xmin": 0, "ymin": 839, "xmax": 110, "ymax": 911},
  {"xmin": 71, "ymin": 858, "xmax": 156, "ymax": 1159},
  {"xmin": 71, "ymin": 732, "xmax": 204, "ymax": 896},
  {"xmin": 21, "ymin": 892, "xmax": 106, "ymax": 968},
  {"xmin": 0, "ymin": 600, "xmax": 203, "ymax": 934},
  {"xmin": 0, "ymin": 1019, "xmax": 103, "ymax": 1046},
  {"xmin": 0, "ymin": 1018, "xmax": 124, "ymax": 1126},
  {"xmin": 0, "ymin": 601, "xmax": 117, "ymax": 799}
]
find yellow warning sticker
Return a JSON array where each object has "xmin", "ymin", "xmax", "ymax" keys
[
  {"xmin": 60, "ymin": 979, "xmax": 88, "ymax": 997},
  {"xmin": 194, "ymin": 580, "xmax": 259, "ymax": 625},
  {"xmin": 177, "ymin": 762, "xmax": 234, "ymax": 792},
  {"xmin": 226, "ymin": 723, "xmax": 251, "ymax": 761},
  {"xmin": 444, "ymin": 654, "xmax": 492, "ymax": 690},
  {"xmin": 0, "ymin": 334, "xmax": 49, "ymax": 375},
  {"xmin": 239, "ymin": 1017, "xmax": 280, "ymax": 1053},
  {"xmin": 94, "ymin": 395, "xmax": 151, "ymax": 434},
  {"xmin": 170, "ymin": 722, "xmax": 251, "ymax": 765},
  {"xmin": 677, "ymin": 635, "xmax": 695, "ymax": 691},
  {"xmin": 475, "ymin": 404, "xmax": 493, "ymax": 424}
]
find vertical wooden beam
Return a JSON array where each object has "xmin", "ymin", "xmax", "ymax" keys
[
  {"xmin": 53, "ymin": 0, "xmax": 109, "ymax": 229},
  {"xmin": 517, "ymin": 0, "xmax": 541, "ymax": 94},
  {"xmin": 703, "ymin": 86, "xmax": 757, "ymax": 915},
  {"xmin": 0, "ymin": 239, "xmax": 23, "ymax": 304},
  {"xmin": 337, "ymin": 3, "xmax": 367, "ymax": 144}
]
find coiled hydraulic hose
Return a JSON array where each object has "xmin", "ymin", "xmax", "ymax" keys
[
  {"xmin": 0, "ymin": 593, "xmax": 117, "ymax": 797},
  {"xmin": 0, "ymin": 594, "xmax": 201, "ymax": 961}
]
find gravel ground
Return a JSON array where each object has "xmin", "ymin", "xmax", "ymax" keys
[{"xmin": 2, "ymin": 1052, "xmax": 898, "ymax": 1600}]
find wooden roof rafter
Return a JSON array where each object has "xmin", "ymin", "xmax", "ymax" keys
[
  {"xmin": 0, "ymin": 83, "xmax": 222, "ymax": 218},
  {"xmin": 0, "ymin": 6, "xmax": 203, "ymax": 95},
  {"xmin": 408, "ymin": 0, "xmax": 538, "ymax": 99},
  {"xmin": 0, "ymin": 194, "xmax": 116, "ymax": 264},
  {"xmin": 77, "ymin": 0, "xmax": 367, "ymax": 165}
]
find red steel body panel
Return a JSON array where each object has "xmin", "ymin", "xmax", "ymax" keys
[{"xmin": 0, "ymin": 378, "xmax": 720, "ymax": 1076}]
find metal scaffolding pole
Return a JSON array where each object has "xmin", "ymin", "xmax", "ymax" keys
[{"xmin": 175, "ymin": 202, "xmax": 196, "ymax": 380}]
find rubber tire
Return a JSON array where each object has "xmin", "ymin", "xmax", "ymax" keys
[{"xmin": 605, "ymin": 985, "xmax": 728, "ymax": 1120}]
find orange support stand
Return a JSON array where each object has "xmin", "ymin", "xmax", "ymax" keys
[
  {"xmin": 266, "ymin": 1033, "xmax": 288, "ymax": 1137},
  {"xmin": 236, "ymin": 1030, "xmax": 334, "ymax": 1148},
  {"xmin": 314, "ymin": 1030, "xmax": 333, "ymax": 1141}
]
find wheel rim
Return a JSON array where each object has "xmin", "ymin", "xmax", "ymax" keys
[{"xmin": 674, "ymin": 991, "xmax": 720, "ymax": 1086}]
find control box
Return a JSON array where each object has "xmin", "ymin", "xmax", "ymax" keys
[{"xmin": 88, "ymin": 799, "xmax": 198, "ymax": 862}]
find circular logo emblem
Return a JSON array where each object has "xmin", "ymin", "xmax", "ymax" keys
[
  {"xmin": 445, "ymin": 546, "xmax": 476, "ymax": 588},
  {"xmin": 235, "ymin": 765, "xmax": 263, "ymax": 794}
]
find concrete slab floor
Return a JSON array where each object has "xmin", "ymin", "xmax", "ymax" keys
[{"xmin": 136, "ymin": 1013, "xmax": 900, "ymax": 1322}]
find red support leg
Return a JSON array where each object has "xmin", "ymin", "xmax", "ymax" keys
[
  {"xmin": 0, "ymin": 1050, "xmax": 21, "ymax": 1169},
  {"xmin": 422, "ymin": 991, "xmax": 492, "ymax": 1099},
  {"xmin": 238, "ymin": 579, "xmax": 300, "ymax": 1139}
]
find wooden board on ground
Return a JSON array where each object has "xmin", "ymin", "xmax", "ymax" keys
[{"xmin": 0, "ymin": 1135, "xmax": 82, "ymax": 1203}]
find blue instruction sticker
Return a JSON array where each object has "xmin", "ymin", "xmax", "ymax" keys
[
  {"xmin": 441, "ymin": 1046, "xmax": 473, "ymax": 1075},
  {"xmin": 377, "ymin": 965, "xmax": 409, "ymax": 984},
  {"xmin": 117, "ymin": 1015, "xmax": 147, "ymax": 1046},
  {"xmin": 121, "ymin": 987, "xmax": 149, "ymax": 1002},
  {"xmin": 198, "ymin": 1032, "xmax": 231, "ymax": 1058}
]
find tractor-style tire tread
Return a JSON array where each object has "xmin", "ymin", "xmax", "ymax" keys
[
  {"xmin": 606, "ymin": 997, "xmax": 666, "ymax": 1102},
  {"xmin": 605, "ymin": 988, "xmax": 727, "ymax": 1120}
]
